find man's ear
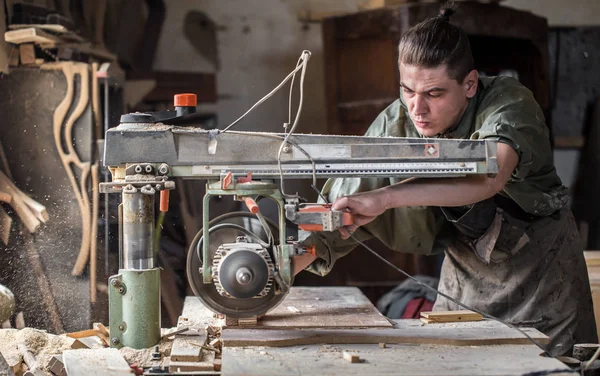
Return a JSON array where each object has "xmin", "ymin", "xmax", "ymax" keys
[{"xmin": 463, "ymin": 69, "xmax": 479, "ymax": 98}]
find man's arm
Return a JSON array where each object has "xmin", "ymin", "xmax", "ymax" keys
[{"xmin": 332, "ymin": 143, "xmax": 518, "ymax": 238}]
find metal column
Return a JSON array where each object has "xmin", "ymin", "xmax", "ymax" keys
[{"xmin": 108, "ymin": 189, "xmax": 161, "ymax": 349}]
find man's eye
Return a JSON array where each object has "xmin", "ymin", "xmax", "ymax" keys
[
  {"xmin": 402, "ymin": 88, "xmax": 414, "ymax": 96},
  {"xmin": 428, "ymin": 92, "xmax": 442, "ymax": 98}
]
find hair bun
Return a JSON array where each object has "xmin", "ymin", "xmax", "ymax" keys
[{"xmin": 438, "ymin": 2, "xmax": 457, "ymax": 22}]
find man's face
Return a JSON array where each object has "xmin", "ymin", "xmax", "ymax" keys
[{"xmin": 399, "ymin": 63, "xmax": 478, "ymax": 137}]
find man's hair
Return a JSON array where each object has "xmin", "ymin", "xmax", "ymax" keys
[{"xmin": 398, "ymin": 2, "xmax": 474, "ymax": 83}]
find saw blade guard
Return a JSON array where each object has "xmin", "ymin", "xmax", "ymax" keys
[{"xmin": 186, "ymin": 212, "xmax": 289, "ymax": 318}]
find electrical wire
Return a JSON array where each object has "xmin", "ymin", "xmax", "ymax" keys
[
  {"xmin": 219, "ymin": 51, "xmax": 310, "ymax": 135},
  {"xmin": 277, "ymin": 51, "xmax": 311, "ymax": 198}
]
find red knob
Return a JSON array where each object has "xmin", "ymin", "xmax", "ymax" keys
[{"xmin": 174, "ymin": 93, "xmax": 197, "ymax": 107}]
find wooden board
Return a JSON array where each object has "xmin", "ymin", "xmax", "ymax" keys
[
  {"xmin": 169, "ymin": 351, "xmax": 216, "ymax": 372},
  {"xmin": 222, "ymin": 326, "xmax": 549, "ymax": 347},
  {"xmin": 256, "ymin": 287, "xmax": 392, "ymax": 328},
  {"xmin": 221, "ymin": 343, "xmax": 566, "ymax": 376},
  {"xmin": 171, "ymin": 331, "xmax": 207, "ymax": 362},
  {"xmin": 63, "ymin": 349, "xmax": 130, "ymax": 376},
  {"xmin": 420, "ymin": 310, "xmax": 483, "ymax": 323},
  {"xmin": 4, "ymin": 28, "xmax": 61, "ymax": 45},
  {"xmin": 182, "ymin": 287, "xmax": 392, "ymax": 329}
]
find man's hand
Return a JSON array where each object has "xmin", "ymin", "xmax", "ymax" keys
[{"xmin": 332, "ymin": 190, "xmax": 387, "ymax": 239}]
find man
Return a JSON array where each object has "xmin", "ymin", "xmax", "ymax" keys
[{"xmin": 295, "ymin": 5, "xmax": 597, "ymax": 356}]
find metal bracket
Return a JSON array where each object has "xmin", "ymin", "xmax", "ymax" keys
[{"xmin": 208, "ymin": 129, "xmax": 219, "ymax": 155}]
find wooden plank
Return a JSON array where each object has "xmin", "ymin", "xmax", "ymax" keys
[
  {"xmin": 221, "ymin": 343, "xmax": 566, "ymax": 376},
  {"xmin": 221, "ymin": 326, "xmax": 549, "ymax": 347},
  {"xmin": 169, "ymin": 351, "xmax": 215, "ymax": 372},
  {"xmin": 420, "ymin": 310, "xmax": 483, "ymax": 323},
  {"xmin": 171, "ymin": 330, "xmax": 207, "ymax": 362},
  {"xmin": 63, "ymin": 349, "xmax": 130, "ymax": 376},
  {"xmin": 257, "ymin": 287, "xmax": 393, "ymax": 328},
  {"xmin": 181, "ymin": 287, "xmax": 392, "ymax": 329},
  {"xmin": 4, "ymin": 27, "xmax": 62, "ymax": 45},
  {"xmin": 9, "ymin": 24, "xmax": 69, "ymax": 34}
]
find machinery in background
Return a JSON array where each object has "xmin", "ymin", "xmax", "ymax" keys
[{"xmin": 100, "ymin": 93, "xmax": 498, "ymax": 349}]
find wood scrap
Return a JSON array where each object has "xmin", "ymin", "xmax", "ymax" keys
[
  {"xmin": 0, "ymin": 206, "xmax": 12, "ymax": 245},
  {"xmin": 8, "ymin": 24, "xmax": 84, "ymax": 43},
  {"xmin": 47, "ymin": 355, "xmax": 65, "ymax": 376},
  {"xmin": 18, "ymin": 44, "xmax": 35, "ymax": 65},
  {"xmin": 213, "ymin": 358, "xmax": 222, "ymax": 372},
  {"xmin": 0, "ymin": 191, "xmax": 12, "ymax": 204},
  {"xmin": 171, "ymin": 331, "xmax": 206, "ymax": 362},
  {"xmin": 7, "ymin": 45, "xmax": 18, "ymax": 67},
  {"xmin": 70, "ymin": 336, "xmax": 105, "ymax": 349},
  {"xmin": 4, "ymin": 28, "xmax": 62, "ymax": 46},
  {"xmin": 0, "ymin": 170, "xmax": 48, "ymax": 233},
  {"xmin": 66, "ymin": 328, "xmax": 102, "ymax": 339},
  {"xmin": 63, "ymin": 349, "xmax": 130, "ymax": 376},
  {"xmin": 420, "ymin": 310, "xmax": 483, "ymax": 323},
  {"xmin": 161, "ymin": 326, "xmax": 190, "ymax": 340},
  {"xmin": 169, "ymin": 351, "xmax": 216, "ymax": 373},
  {"xmin": 0, "ymin": 192, "xmax": 12, "ymax": 203},
  {"xmin": 17, "ymin": 343, "xmax": 43, "ymax": 376},
  {"xmin": 343, "ymin": 351, "xmax": 360, "ymax": 363},
  {"xmin": 93, "ymin": 323, "xmax": 110, "ymax": 346},
  {"xmin": 0, "ymin": 351, "xmax": 14, "ymax": 376}
]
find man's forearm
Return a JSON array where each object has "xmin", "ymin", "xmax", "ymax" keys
[{"xmin": 381, "ymin": 174, "xmax": 503, "ymax": 208}]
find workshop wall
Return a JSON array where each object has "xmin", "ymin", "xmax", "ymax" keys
[
  {"xmin": 154, "ymin": 0, "xmax": 358, "ymax": 134},
  {"xmin": 504, "ymin": 0, "xmax": 600, "ymax": 27}
]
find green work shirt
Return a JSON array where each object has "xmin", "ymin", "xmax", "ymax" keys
[{"xmin": 302, "ymin": 76, "xmax": 568, "ymax": 276}]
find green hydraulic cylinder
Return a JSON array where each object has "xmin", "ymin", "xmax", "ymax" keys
[{"xmin": 109, "ymin": 189, "xmax": 161, "ymax": 349}]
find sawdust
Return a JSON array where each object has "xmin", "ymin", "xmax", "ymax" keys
[
  {"xmin": 0, "ymin": 328, "xmax": 73, "ymax": 373},
  {"xmin": 318, "ymin": 345, "xmax": 342, "ymax": 353},
  {"xmin": 119, "ymin": 337, "xmax": 172, "ymax": 367}
]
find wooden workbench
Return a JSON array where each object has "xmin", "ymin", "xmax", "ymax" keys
[{"xmin": 181, "ymin": 287, "xmax": 570, "ymax": 376}]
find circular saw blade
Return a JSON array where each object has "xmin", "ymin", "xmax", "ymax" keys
[{"xmin": 186, "ymin": 212, "xmax": 287, "ymax": 318}]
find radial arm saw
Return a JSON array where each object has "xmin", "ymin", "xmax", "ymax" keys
[{"xmin": 100, "ymin": 94, "xmax": 498, "ymax": 350}]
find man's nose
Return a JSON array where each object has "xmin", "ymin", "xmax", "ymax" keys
[{"xmin": 413, "ymin": 94, "xmax": 428, "ymax": 116}]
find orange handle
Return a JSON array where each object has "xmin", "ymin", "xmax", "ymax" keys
[
  {"xmin": 160, "ymin": 190, "xmax": 170, "ymax": 212},
  {"xmin": 244, "ymin": 197, "xmax": 259, "ymax": 214}
]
